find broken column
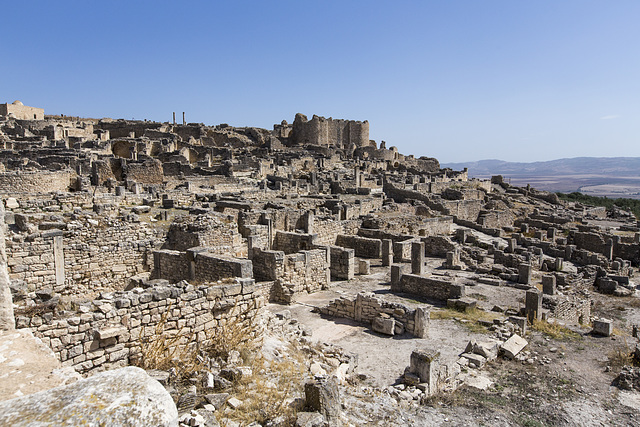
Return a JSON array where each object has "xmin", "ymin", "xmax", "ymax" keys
[
  {"xmin": 409, "ymin": 350, "xmax": 439, "ymax": 396},
  {"xmin": 525, "ymin": 289, "xmax": 542, "ymax": 323},
  {"xmin": 304, "ymin": 377, "xmax": 341, "ymax": 421},
  {"xmin": 381, "ymin": 239, "xmax": 393, "ymax": 266},
  {"xmin": 605, "ymin": 239, "xmax": 614, "ymax": 261},
  {"xmin": 414, "ymin": 307, "xmax": 430, "ymax": 338},
  {"xmin": 391, "ymin": 264, "xmax": 403, "ymax": 289},
  {"xmin": 411, "ymin": 241, "xmax": 425, "ymax": 275},
  {"xmin": 445, "ymin": 248, "xmax": 460, "ymax": 269},
  {"xmin": 518, "ymin": 262, "xmax": 532, "ymax": 285},
  {"xmin": 542, "ymin": 274, "xmax": 556, "ymax": 295}
]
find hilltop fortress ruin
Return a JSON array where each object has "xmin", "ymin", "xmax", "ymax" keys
[{"xmin": 0, "ymin": 101, "xmax": 639, "ymax": 425}]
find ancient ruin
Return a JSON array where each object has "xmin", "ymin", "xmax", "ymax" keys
[{"xmin": 0, "ymin": 102, "xmax": 639, "ymax": 425}]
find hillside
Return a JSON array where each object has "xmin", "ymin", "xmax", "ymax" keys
[{"xmin": 442, "ymin": 157, "xmax": 640, "ymax": 198}]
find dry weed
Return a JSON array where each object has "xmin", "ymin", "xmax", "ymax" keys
[
  {"xmin": 531, "ymin": 319, "xmax": 581, "ymax": 341},
  {"xmin": 133, "ymin": 303, "xmax": 206, "ymax": 381},
  {"xmin": 219, "ymin": 342, "xmax": 307, "ymax": 426}
]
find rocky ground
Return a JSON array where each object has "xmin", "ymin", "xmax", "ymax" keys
[{"xmin": 165, "ymin": 255, "xmax": 640, "ymax": 426}]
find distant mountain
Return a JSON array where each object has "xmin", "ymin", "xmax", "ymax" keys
[
  {"xmin": 442, "ymin": 157, "xmax": 640, "ymax": 178},
  {"xmin": 441, "ymin": 157, "xmax": 640, "ymax": 199}
]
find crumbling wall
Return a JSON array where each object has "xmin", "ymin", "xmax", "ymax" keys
[
  {"xmin": 6, "ymin": 220, "xmax": 164, "ymax": 297},
  {"xmin": 124, "ymin": 159, "xmax": 164, "ymax": 184},
  {"xmin": 543, "ymin": 295, "xmax": 591, "ymax": 324},
  {"xmin": 15, "ymin": 281, "xmax": 263, "ymax": 374},
  {"xmin": 392, "ymin": 273, "xmax": 464, "ymax": 303},
  {"xmin": 273, "ymin": 231, "xmax": 316, "ymax": 254},
  {"xmin": 164, "ymin": 214, "xmax": 245, "ymax": 255},
  {"xmin": 320, "ymin": 292, "xmax": 430, "ymax": 338},
  {"xmin": 0, "ymin": 171, "xmax": 75, "ymax": 194},
  {"xmin": 335, "ymin": 234, "xmax": 382, "ymax": 258}
]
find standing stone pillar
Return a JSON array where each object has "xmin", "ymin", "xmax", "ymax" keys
[
  {"xmin": 390, "ymin": 264, "xmax": 403, "ymax": 291},
  {"xmin": 525, "ymin": 289, "xmax": 542, "ymax": 323},
  {"xmin": 381, "ymin": 239, "xmax": 393, "ymax": 266},
  {"xmin": 53, "ymin": 234, "xmax": 65, "ymax": 290},
  {"xmin": 565, "ymin": 245, "xmax": 575, "ymax": 261},
  {"xmin": 605, "ymin": 239, "xmax": 614, "ymax": 261},
  {"xmin": 0, "ymin": 201, "xmax": 14, "ymax": 330},
  {"xmin": 547, "ymin": 228, "xmax": 557, "ymax": 241},
  {"xmin": 410, "ymin": 350, "xmax": 439, "ymax": 396},
  {"xmin": 542, "ymin": 275, "xmax": 556, "ymax": 295},
  {"xmin": 305, "ymin": 211, "xmax": 314, "ymax": 234},
  {"xmin": 411, "ymin": 242, "xmax": 425, "ymax": 275},
  {"xmin": 265, "ymin": 218, "xmax": 273, "ymax": 250},
  {"xmin": 554, "ymin": 257, "xmax": 563, "ymax": 272},
  {"xmin": 507, "ymin": 238, "xmax": 517, "ymax": 253},
  {"xmin": 518, "ymin": 262, "xmax": 532, "ymax": 285},
  {"xmin": 414, "ymin": 307, "xmax": 430, "ymax": 338},
  {"xmin": 354, "ymin": 167, "xmax": 360, "ymax": 187}
]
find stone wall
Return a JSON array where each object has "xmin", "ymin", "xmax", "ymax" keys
[
  {"xmin": 124, "ymin": 159, "xmax": 164, "ymax": 184},
  {"xmin": 290, "ymin": 114, "xmax": 369, "ymax": 148},
  {"xmin": 0, "ymin": 171, "xmax": 76, "ymax": 194},
  {"xmin": 391, "ymin": 273, "xmax": 464, "ymax": 303},
  {"xmin": 313, "ymin": 218, "xmax": 361, "ymax": 246},
  {"xmin": 320, "ymin": 292, "xmax": 430, "ymax": 338},
  {"xmin": 164, "ymin": 214, "xmax": 246, "ymax": 256},
  {"xmin": 273, "ymin": 231, "xmax": 316, "ymax": 254},
  {"xmin": 7, "ymin": 220, "xmax": 164, "ymax": 297},
  {"xmin": 15, "ymin": 280, "xmax": 262, "ymax": 374},
  {"xmin": 153, "ymin": 249, "xmax": 252, "ymax": 283},
  {"xmin": 335, "ymin": 234, "xmax": 382, "ymax": 258},
  {"xmin": 543, "ymin": 295, "xmax": 591, "ymax": 324}
]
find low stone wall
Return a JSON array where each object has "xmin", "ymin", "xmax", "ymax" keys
[
  {"xmin": 251, "ymin": 249, "xmax": 284, "ymax": 281},
  {"xmin": 392, "ymin": 273, "xmax": 464, "ymax": 303},
  {"xmin": 0, "ymin": 170, "xmax": 76, "ymax": 194},
  {"xmin": 153, "ymin": 249, "xmax": 252, "ymax": 283},
  {"xmin": 335, "ymin": 234, "xmax": 382, "ymax": 258},
  {"xmin": 194, "ymin": 253, "xmax": 253, "ymax": 282},
  {"xmin": 313, "ymin": 218, "xmax": 360, "ymax": 246},
  {"xmin": 543, "ymin": 295, "xmax": 591, "ymax": 324},
  {"xmin": 15, "ymin": 280, "xmax": 263, "ymax": 374},
  {"xmin": 320, "ymin": 291, "xmax": 430, "ymax": 337},
  {"xmin": 273, "ymin": 231, "xmax": 316, "ymax": 254}
]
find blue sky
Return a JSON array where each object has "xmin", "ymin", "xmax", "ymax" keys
[{"xmin": 2, "ymin": 1, "xmax": 639, "ymax": 163}]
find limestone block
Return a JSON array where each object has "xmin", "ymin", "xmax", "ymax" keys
[
  {"xmin": 304, "ymin": 376, "xmax": 340, "ymax": 421},
  {"xmin": 592, "ymin": 318, "xmax": 613, "ymax": 337},
  {"xmin": 500, "ymin": 334, "xmax": 528, "ymax": 359},
  {"xmin": 372, "ymin": 316, "xmax": 395, "ymax": 335},
  {"xmin": 0, "ymin": 366, "xmax": 177, "ymax": 426}
]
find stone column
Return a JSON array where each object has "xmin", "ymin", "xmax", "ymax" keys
[
  {"xmin": 0, "ymin": 201, "xmax": 14, "ymax": 330},
  {"xmin": 605, "ymin": 239, "xmax": 614, "ymax": 261},
  {"xmin": 381, "ymin": 239, "xmax": 393, "ymax": 266},
  {"xmin": 554, "ymin": 257, "xmax": 563, "ymax": 272},
  {"xmin": 414, "ymin": 307, "xmax": 430, "ymax": 338},
  {"xmin": 518, "ymin": 262, "xmax": 532, "ymax": 285},
  {"xmin": 411, "ymin": 242, "xmax": 425, "ymax": 275},
  {"xmin": 542, "ymin": 274, "xmax": 556, "ymax": 295},
  {"xmin": 390, "ymin": 264, "xmax": 403, "ymax": 291},
  {"xmin": 525, "ymin": 289, "xmax": 542, "ymax": 323},
  {"xmin": 410, "ymin": 350, "xmax": 439, "ymax": 396}
]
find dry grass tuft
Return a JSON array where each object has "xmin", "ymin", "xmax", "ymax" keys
[
  {"xmin": 531, "ymin": 319, "xmax": 581, "ymax": 341},
  {"xmin": 133, "ymin": 303, "xmax": 206, "ymax": 381},
  {"xmin": 219, "ymin": 342, "xmax": 307, "ymax": 426},
  {"xmin": 431, "ymin": 307, "xmax": 500, "ymax": 333}
]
